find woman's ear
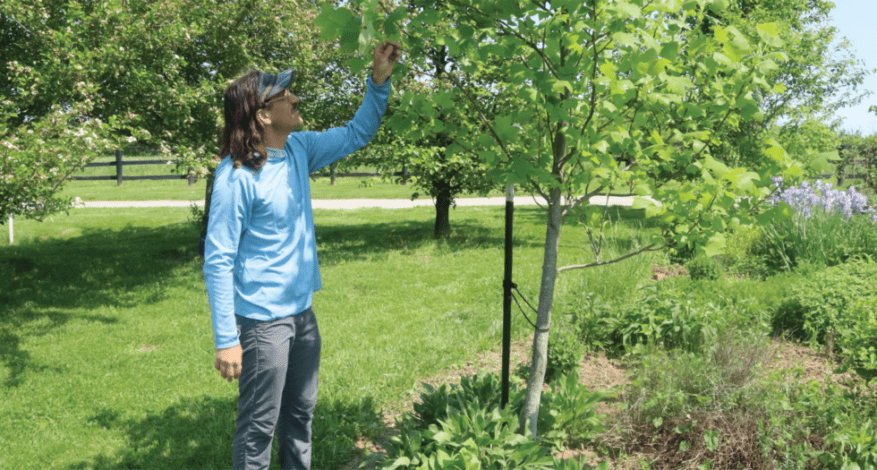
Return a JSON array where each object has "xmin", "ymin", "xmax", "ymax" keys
[{"xmin": 256, "ymin": 108, "xmax": 271, "ymax": 127}]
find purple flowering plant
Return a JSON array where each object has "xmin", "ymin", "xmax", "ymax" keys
[
  {"xmin": 767, "ymin": 176, "xmax": 877, "ymax": 224},
  {"xmin": 755, "ymin": 176, "xmax": 877, "ymax": 271}
]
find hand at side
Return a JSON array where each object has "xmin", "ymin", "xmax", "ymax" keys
[{"xmin": 215, "ymin": 344, "xmax": 242, "ymax": 382}]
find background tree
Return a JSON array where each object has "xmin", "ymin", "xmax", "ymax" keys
[
  {"xmin": 317, "ymin": 0, "xmax": 797, "ymax": 437},
  {"xmin": 319, "ymin": 0, "xmax": 534, "ymax": 238},
  {"xmin": 0, "ymin": 0, "xmax": 364, "ymax": 222},
  {"xmin": 708, "ymin": 0, "xmax": 873, "ymax": 174}
]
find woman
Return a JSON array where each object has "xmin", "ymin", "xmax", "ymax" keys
[{"xmin": 202, "ymin": 41, "xmax": 400, "ymax": 470}]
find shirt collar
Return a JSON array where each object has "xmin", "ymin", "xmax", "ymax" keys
[{"xmin": 266, "ymin": 147, "xmax": 284, "ymax": 159}]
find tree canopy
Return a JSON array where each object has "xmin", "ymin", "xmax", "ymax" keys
[
  {"xmin": 0, "ymin": 0, "xmax": 364, "ymax": 221},
  {"xmin": 317, "ymin": 0, "xmax": 799, "ymax": 436}
]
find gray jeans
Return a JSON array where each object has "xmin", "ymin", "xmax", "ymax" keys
[{"xmin": 233, "ymin": 308, "xmax": 321, "ymax": 470}]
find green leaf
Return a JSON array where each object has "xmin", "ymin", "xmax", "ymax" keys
[
  {"xmin": 703, "ymin": 430, "xmax": 719, "ymax": 452},
  {"xmin": 649, "ymin": 58, "xmax": 672, "ymax": 76},
  {"xmin": 612, "ymin": 32, "xmax": 638, "ymax": 47},
  {"xmin": 552, "ymin": 80, "xmax": 573, "ymax": 94},
  {"xmin": 708, "ymin": 0, "xmax": 728, "ymax": 13},
  {"xmin": 611, "ymin": 0, "xmax": 642, "ymax": 18},
  {"xmin": 756, "ymin": 22, "xmax": 783, "ymax": 47},
  {"xmin": 660, "ymin": 41, "xmax": 681, "ymax": 59},
  {"xmin": 664, "ymin": 75, "xmax": 694, "ymax": 95},
  {"xmin": 703, "ymin": 156, "xmax": 729, "ymax": 178},
  {"xmin": 344, "ymin": 58, "xmax": 368, "ymax": 74},
  {"xmin": 764, "ymin": 146, "xmax": 786, "ymax": 162},
  {"xmin": 314, "ymin": 3, "xmax": 354, "ymax": 41},
  {"xmin": 632, "ymin": 197, "xmax": 661, "ymax": 217}
]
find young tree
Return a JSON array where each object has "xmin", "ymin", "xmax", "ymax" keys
[{"xmin": 318, "ymin": 0, "xmax": 798, "ymax": 437}]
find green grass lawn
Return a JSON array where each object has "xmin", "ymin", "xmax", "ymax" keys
[{"xmin": 0, "ymin": 205, "xmax": 661, "ymax": 469}]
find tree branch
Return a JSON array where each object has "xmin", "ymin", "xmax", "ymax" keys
[{"xmin": 557, "ymin": 243, "xmax": 661, "ymax": 272}]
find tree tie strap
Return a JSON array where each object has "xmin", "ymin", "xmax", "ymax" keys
[{"xmin": 508, "ymin": 283, "xmax": 550, "ymax": 333}]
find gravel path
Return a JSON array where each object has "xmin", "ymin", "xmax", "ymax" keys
[{"xmin": 76, "ymin": 195, "xmax": 656, "ymax": 209}]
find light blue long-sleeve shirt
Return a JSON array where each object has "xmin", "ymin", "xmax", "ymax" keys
[{"xmin": 203, "ymin": 76, "xmax": 390, "ymax": 350}]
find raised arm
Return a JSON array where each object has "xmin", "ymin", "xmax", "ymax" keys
[{"xmin": 299, "ymin": 41, "xmax": 401, "ymax": 173}]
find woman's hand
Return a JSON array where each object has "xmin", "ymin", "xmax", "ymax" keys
[
  {"xmin": 372, "ymin": 41, "xmax": 402, "ymax": 86},
  {"xmin": 215, "ymin": 344, "xmax": 242, "ymax": 382}
]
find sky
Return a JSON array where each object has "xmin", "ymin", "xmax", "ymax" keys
[{"xmin": 828, "ymin": 0, "xmax": 877, "ymax": 135}]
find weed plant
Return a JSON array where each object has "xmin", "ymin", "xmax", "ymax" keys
[
  {"xmin": 607, "ymin": 326, "xmax": 877, "ymax": 470},
  {"xmin": 685, "ymin": 255, "xmax": 724, "ymax": 281},
  {"xmin": 611, "ymin": 331, "xmax": 802, "ymax": 470}
]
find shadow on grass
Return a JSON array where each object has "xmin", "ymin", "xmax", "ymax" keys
[
  {"xmin": 73, "ymin": 395, "xmax": 383, "ymax": 470},
  {"xmin": 0, "ymin": 222, "xmax": 201, "ymax": 387},
  {"xmin": 315, "ymin": 212, "xmax": 545, "ymax": 267}
]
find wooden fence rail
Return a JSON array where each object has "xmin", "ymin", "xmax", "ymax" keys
[
  {"xmin": 73, "ymin": 149, "xmax": 196, "ymax": 186},
  {"xmin": 73, "ymin": 150, "xmax": 407, "ymax": 186}
]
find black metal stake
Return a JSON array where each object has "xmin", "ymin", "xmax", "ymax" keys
[{"xmin": 501, "ymin": 184, "xmax": 514, "ymax": 409}]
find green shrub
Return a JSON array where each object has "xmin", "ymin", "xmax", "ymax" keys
[
  {"xmin": 816, "ymin": 420, "xmax": 877, "ymax": 469},
  {"xmin": 383, "ymin": 400, "xmax": 554, "ymax": 470},
  {"xmin": 773, "ymin": 258, "xmax": 877, "ymax": 342},
  {"xmin": 572, "ymin": 285, "xmax": 771, "ymax": 357},
  {"xmin": 539, "ymin": 369, "xmax": 611, "ymax": 452},
  {"xmin": 773, "ymin": 259, "xmax": 877, "ymax": 384},
  {"xmin": 413, "ymin": 373, "xmax": 509, "ymax": 429},
  {"xmin": 685, "ymin": 255, "xmax": 724, "ymax": 281}
]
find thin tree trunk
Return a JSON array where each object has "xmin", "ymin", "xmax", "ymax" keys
[
  {"xmin": 520, "ymin": 185, "xmax": 562, "ymax": 437},
  {"xmin": 434, "ymin": 180, "xmax": 452, "ymax": 239},
  {"xmin": 330, "ymin": 163, "xmax": 337, "ymax": 186},
  {"xmin": 521, "ymin": 31, "xmax": 570, "ymax": 433}
]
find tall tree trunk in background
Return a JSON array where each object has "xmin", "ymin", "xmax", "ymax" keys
[
  {"xmin": 434, "ymin": 179, "xmax": 452, "ymax": 239},
  {"xmin": 330, "ymin": 162, "xmax": 337, "ymax": 186}
]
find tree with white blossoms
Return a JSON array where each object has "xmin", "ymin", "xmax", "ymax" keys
[
  {"xmin": 1, "ymin": 0, "xmax": 359, "ymax": 222},
  {"xmin": 0, "ymin": 79, "xmax": 129, "ymax": 220},
  {"xmin": 317, "ymin": 0, "xmax": 802, "ymax": 437}
]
